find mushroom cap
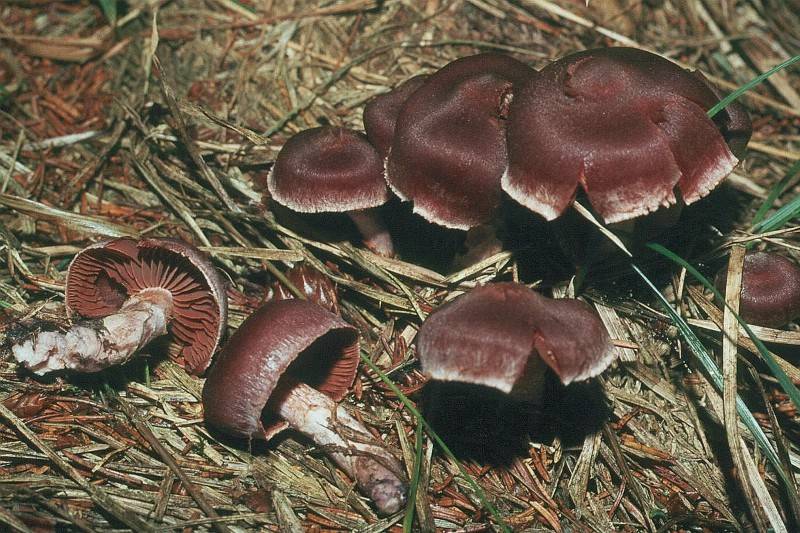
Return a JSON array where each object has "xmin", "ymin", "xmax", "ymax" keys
[
  {"xmin": 689, "ymin": 69, "xmax": 752, "ymax": 159},
  {"xmin": 267, "ymin": 127, "xmax": 388, "ymax": 213},
  {"xmin": 715, "ymin": 251, "xmax": 800, "ymax": 328},
  {"xmin": 363, "ymin": 75, "xmax": 429, "ymax": 158},
  {"xmin": 503, "ymin": 47, "xmax": 746, "ymax": 224},
  {"xmin": 417, "ymin": 283, "xmax": 615, "ymax": 392},
  {"xmin": 202, "ymin": 299, "xmax": 359, "ymax": 441},
  {"xmin": 386, "ymin": 53, "xmax": 536, "ymax": 230},
  {"xmin": 266, "ymin": 264, "xmax": 340, "ymax": 315},
  {"xmin": 65, "ymin": 237, "xmax": 228, "ymax": 375}
]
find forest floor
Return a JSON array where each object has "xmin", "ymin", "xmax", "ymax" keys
[{"xmin": 0, "ymin": 0, "xmax": 799, "ymax": 531}]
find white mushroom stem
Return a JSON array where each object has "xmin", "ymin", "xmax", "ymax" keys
[
  {"xmin": 348, "ymin": 208, "xmax": 395, "ymax": 257},
  {"xmin": 12, "ymin": 288, "xmax": 173, "ymax": 375},
  {"xmin": 271, "ymin": 378, "xmax": 407, "ymax": 515}
]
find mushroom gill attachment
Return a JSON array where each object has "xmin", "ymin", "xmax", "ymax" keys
[
  {"xmin": 12, "ymin": 238, "xmax": 227, "ymax": 376},
  {"xmin": 202, "ymin": 299, "xmax": 406, "ymax": 515},
  {"xmin": 417, "ymin": 283, "xmax": 615, "ymax": 400},
  {"xmin": 386, "ymin": 53, "xmax": 536, "ymax": 230},
  {"xmin": 266, "ymin": 126, "xmax": 394, "ymax": 256},
  {"xmin": 363, "ymin": 75, "xmax": 429, "ymax": 158},
  {"xmin": 504, "ymin": 47, "xmax": 749, "ymax": 224},
  {"xmin": 715, "ymin": 251, "xmax": 800, "ymax": 328}
]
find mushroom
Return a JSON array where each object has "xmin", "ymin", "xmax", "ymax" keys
[
  {"xmin": 363, "ymin": 74, "xmax": 429, "ymax": 159},
  {"xmin": 265, "ymin": 263, "xmax": 340, "ymax": 315},
  {"xmin": 267, "ymin": 126, "xmax": 395, "ymax": 256},
  {"xmin": 417, "ymin": 283, "xmax": 615, "ymax": 402},
  {"xmin": 202, "ymin": 299, "xmax": 407, "ymax": 515},
  {"xmin": 504, "ymin": 47, "xmax": 751, "ymax": 224},
  {"xmin": 12, "ymin": 238, "xmax": 227, "ymax": 376},
  {"xmin": 386, "ymin": 53, "xmax": 536, "ymax": 230},
  {"xmin": 715, "ymin": 251, "xmax": 800, "ymax": 328}
]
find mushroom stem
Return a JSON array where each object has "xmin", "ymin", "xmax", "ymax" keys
[
  {"xmin": 347, "ymin": 209, "xmax": 395, "ymax": 257},
  {"xmin": 270, "ymin": 378, "xmax": 407, "ymax": 515},
  {"xmin": 12, "ymin": 288, "xmax": 173, "ymax": 375}
]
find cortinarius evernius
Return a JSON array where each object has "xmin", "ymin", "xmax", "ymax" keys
[
  {"xmin": 12, "ymin": 238, "xmax": 227, "ymax": 376},
  {"xmin": 715, "ymin": 251, "xmax": 800, "ymax": 328},
  {"xmin": 417, "ymin": 283, "xmax": 615, "ymax": 401},
  {"xmin": 267, "ymin": 126, "xmax": 395, "ymax": 256},
  {"xmin": 386, "ymin": 53, "xmax": 536, "ymax": 230},
  {"xmin": 363, "ymin": 74, "xmax": 429, "ymax": 159},
  {"xmin": 202, "ymin": 299, "xmax": 407, "ymax": 515},
  {"xmin": 504, "ymin": 47, "xmax": 751, "ymax": 223}
]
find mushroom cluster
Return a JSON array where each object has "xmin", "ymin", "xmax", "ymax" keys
[{"xmin": 266, "ymin": 47, "xmax": 750, "ymax": 263}]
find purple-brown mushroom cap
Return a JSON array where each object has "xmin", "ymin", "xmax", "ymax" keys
[
  {"xmin": 504, "ymin": 47, "xmax": 748, "ymax": 224},
  {"xmin": 66, "ymin": 237, "xmax": 228, "ymax": 375},
  {"xmin": 417, "ymin": 283, "xmax": 615, "ymax": 392},
  {"xmin": 363, "ymin": 75, "xmax": 429, "ymax": 158},
  {"xmin": 386, "ymin": 53, "xmax": 536, "ymax": 230},
  {"xmin": 202, "ymin": 299, "xmax": 359, "ymax": 441},
  {"xmin": 715, "ymin": 251, "xmax": 800, "ymax": 328},
  {"xmin": 267, "ymin": 127, "xmax": 389, "ymax": 213}
]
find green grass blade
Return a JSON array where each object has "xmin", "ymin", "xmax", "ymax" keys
[
  {"xmin": 647, "ymin": 242, "xmax": 800, "ymax": 414},
  {"xmin": 359, "ymin": 352, "xmax": 511, "ymax": 533},
  {"xmin": 751, "ymin": 159, "xmax": 800, "ymax": 228},
  {"xmin": 751, "ymin": 160, "xmax": 800, "ymax": 233},
  {"xmin": 402, "ymin": 419, "xmax": 424, "ymax": 533},
  {"xmin": 96, "ymin": 0, "xmax": 118, "ymax": 25},
  {"xmin": 629, "ymin": 263, "xmax": 789, "ymax": 487},
  {"xmin": 706, "ymin": 54, "xmax": 800, "ymax": 118}
]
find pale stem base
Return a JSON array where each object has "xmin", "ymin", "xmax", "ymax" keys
[
  {"xmin": 348, "ymin": 209, "xmax": 395, "ymax": 257},
  {"xmin": 273, "ymin": 379, "xmax": 407, "ymax": 515},
  {"xmin": 12, "ymin": 288, "xmax": 173, "ymax": 375}
]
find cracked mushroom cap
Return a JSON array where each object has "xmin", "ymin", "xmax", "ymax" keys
[
  {"xmin": 386, "ymin": 53, "xmax": 536, "ymax": 230},
  {"xmin": 504, "ymin": 47, "xmax": 751, "ymax": 224},
  {"xmin": 417, "ymin": 283, "xmax": 615, "ymax": 392},
  {"xmin": 202, "ymin": 299, "xmax": 359, "ymax": 441},
  {"xmin": 266, "ymin": 126, "xmax": 388, "ymax": 213},
  {"xmin": 65, "ymin": 237, "xmax": 227, "ymax": 375},
  {"xmin": 715, "ymin": 251, "xmax": 800, "ymax": 328},
  {"xmin": 363, "ymin": 75, "xmax": 429, "ymax": 158}
]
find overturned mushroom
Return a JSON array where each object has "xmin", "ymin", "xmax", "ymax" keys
[
  {"xmin": 265, "ymin": 263, "xmax": 340, "ymax": 315},
  {"xmin": 202, "ymin": 299, "xmax": 407, "ymax": 515},
  {"xmin": 386, "ymin": 53, "xmax": 536, "ymax": 230},
  {"xmin": 504, "ymin": 47, "xmax": 751, "ymax": 223},
  {"xmin": 417, "ymin": 283, "xmax": 615, "ymax": 401},
  {"xmin": 267, "ymin": 126, "xmax": 395, "ymax": 256},
  {"xmin": 715, "ymin": 251, "xmax": 800, "ymax": 328},
  {"xmin": 12, "ymin": 238, "xmax": 227, "ymax": 376}
]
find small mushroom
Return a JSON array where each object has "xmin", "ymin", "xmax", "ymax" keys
[
  {"xmin": 267, "ymin": 126, "xmax": 395, "ymax": 256},
  {"xmin": 265, "ymin": 264, "xmax": 340, "ymax": 315},
  {"xmin": 202, "ymin": 299, "xmax": 407, "ymax": 515},
  {"xmin": 417, "ymin": 283, "xmax": 615, "ymax": 402},
  {"xmin": 386, "ymin": 53, "xmax": 536, "ymax": 230},
  {"xmin": 504, "ymin": 47, "xmax": 751, "ymax": 224},
  {"xmin": 12, "ymin": 238, "xmax": 227, "ymax": 376},
  {"xmin": 363, "ymin": 74, "xmax": 429, "ymax": 158},
  {"xmin": 715, "ymin": 251, "xmax": 800, "ymax": 328}
]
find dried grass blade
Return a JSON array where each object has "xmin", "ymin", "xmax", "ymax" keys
[{"xmin": 0, "ymin": 401, "xmax": 157, "ymax": 532}]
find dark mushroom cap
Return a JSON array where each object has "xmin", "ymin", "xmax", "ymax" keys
[
  {"xmin": 504, "ymin": 47, "xmax": 747, "ymax": 224},
  {"xmin": 65, "ymin": 237, "xmax": 228, "ymax": 375},
  {"xmin": 363, "ymin": 75, "xmax": 429, "ymax": 158},
  {"xmin": 267, "ymin": 127, "xmax": 388, "ymax": 213},
  {"xmin": 417, "ymin": 283, "xmax": 614, "ymax": 392},
  {"xmin": 202, "ymin": 299, "xmax": 359, "ymax": 441},
  {"xmin": 266, "ymin": 264, "xmax": 340, "ymax": 315},
  {"xmin": 715, "ymin": 251, "xmax": 800, "ymax": 328},
  {"xmin": 689, "ymin": 69, "xmax": 752, "ymax": 159},
  {"xmin": 386, "ymin": 53, "xmax": 536, "ymax": 230}
]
